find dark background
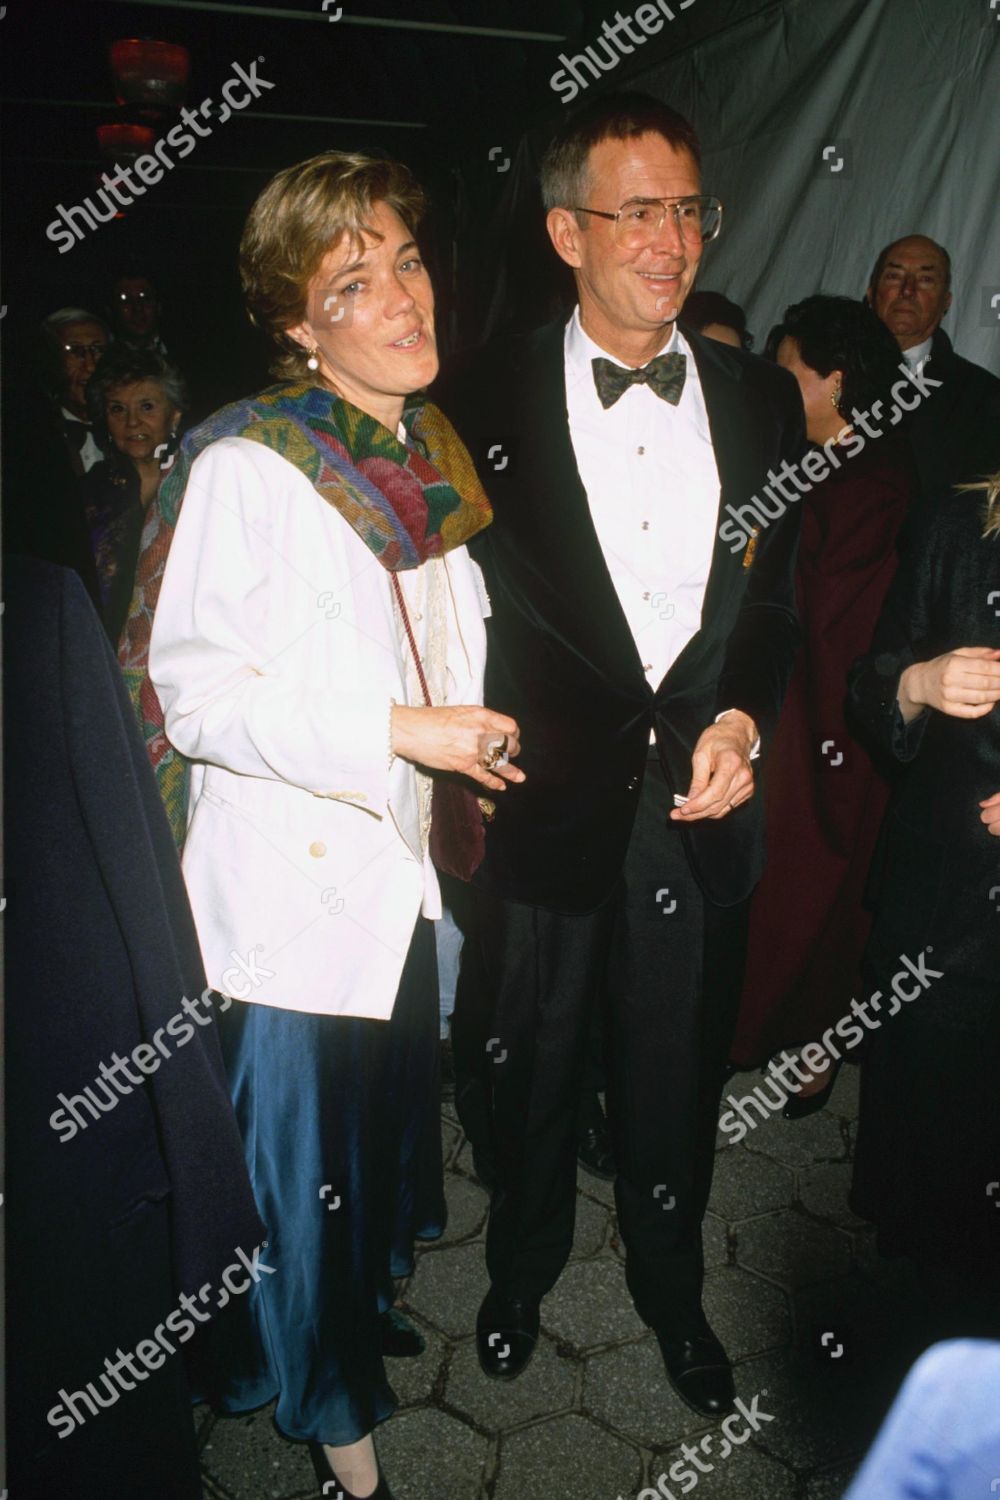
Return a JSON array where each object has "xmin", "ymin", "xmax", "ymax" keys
[{"xmin": 0, "ymin": 0, "xmax": 778, "ymax": 405}]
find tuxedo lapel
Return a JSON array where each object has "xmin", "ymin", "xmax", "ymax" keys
[
  {"xmin": 508, "ymin": 321, "xmax": 647, "ymax": 686},
  {"xmin": 687, "ymin": 331, "xmax": 763, "ymax": 642}
]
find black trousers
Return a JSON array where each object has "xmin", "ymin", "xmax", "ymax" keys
[{"xmin": 455, "ymin": 759, "xmax": 749, "ymax": 1332}]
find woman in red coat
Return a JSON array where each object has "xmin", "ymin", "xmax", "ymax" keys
[{"xmin": 730, "ymin": 295, "xmax": 916, "ymax": 1110}]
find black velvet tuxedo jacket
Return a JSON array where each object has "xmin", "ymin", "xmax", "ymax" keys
[{"xmin": 435, "ymin": 319, "xmax": 806, "ymax": 914}]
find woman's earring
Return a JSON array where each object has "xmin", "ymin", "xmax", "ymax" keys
[
  {"xmin": 831, "ymin": 385, "xmax": 842, "ymax": 409},
  {"xmin": 306, "ymin": 345, "xmax": 320, "ymax": 372}
]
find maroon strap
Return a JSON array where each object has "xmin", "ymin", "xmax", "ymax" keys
[{"xmin": 391, "ymin": 572, "xmax": 433, "ymax": 707}]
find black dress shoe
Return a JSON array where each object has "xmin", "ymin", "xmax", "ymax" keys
[
  {"xmin": 782, "ymin": 1057, "xmax": 842, "ymax": 1120},
  {"xmin": 309, "ymin": 1441, "xmax": 395, "ymax": 1499},
  {"xmin": 654, "ymin": 1321, "xmax": 735, "ymax": 1417},
  {"xmin": 379, "ymin": 1308, "xmax": 426, "ymax": 1358},
  {"xmin": 577, "ymin": 1094, "xmax": 616, "ymax": 1180},
  {"xmin": 476, "ymin": 1288, "xmax": 540, "ymax": 1381},
  {"xmin": 577, "ymin": 1121, "xmax": 616, "ymax": 1180}
]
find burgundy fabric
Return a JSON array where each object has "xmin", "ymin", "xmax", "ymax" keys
[
  {"xmin": 389, "ymin": 571, "xmax": 486, "ymax": 882},
  {"xmin": 731, "ymin": 437, "xmax": 915, "ymax": 1066}
]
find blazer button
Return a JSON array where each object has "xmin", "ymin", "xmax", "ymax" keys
[
  {"xmin": 627, "ymin": 775, "xmax": 639, "ymax": 792},
  {"xmin": 309, "ymin": 841, "xmax": 327, "ymax": 858}
]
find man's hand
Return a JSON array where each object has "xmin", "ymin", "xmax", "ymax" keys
[
  {"xmin": 980, "ymin": 791, "xmax": 1000, "ymax": 838},
  {"xmin": 671, "ymin": 710, "xmax": 757, "ymax": 822},
  {"xmin": 898, "ymin": 647, "xmax": 1000, "ymax": 723}
]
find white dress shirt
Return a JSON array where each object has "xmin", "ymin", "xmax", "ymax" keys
[
  {"xmin": 902, "ymin": 335, "xmax": 933, "ymax": 372},
  {"xmin": 564, "ymin": 308, "xmax": 720, "ymax": 687},
  {"xmin": 62, "ymin": 408, "xmax": 103, "ymax": 473}
]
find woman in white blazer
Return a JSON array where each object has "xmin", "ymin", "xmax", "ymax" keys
[{"xmin": 142, "ymin": 151, "xmax": 523, "ymax": 1500}]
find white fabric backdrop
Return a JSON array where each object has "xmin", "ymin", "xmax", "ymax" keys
[{"xmin": 630, "ymin": 0, "xmax": 1000, "ymax": 372}]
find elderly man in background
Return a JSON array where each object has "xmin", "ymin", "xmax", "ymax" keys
[
  {"xmin": 866, "ymin": 234, "xmax": 1000, "ymax": 499},
  {"xmin": 44, "ymin": 306, "xmax": 112, "ymax": 475},
  {"xmin": 0, "ymin": 308, "xmax": 112, "ymax": 603}
]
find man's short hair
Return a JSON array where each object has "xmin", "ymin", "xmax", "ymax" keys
[
  {"xmin": 868, "ymin": 236, "xmax": 952, "ymax": 293},
  {"xmin": 109, "ymin": 265, "xmax": 159, "ymax": 292},
  {"xmin": 540, "ymin": 90, "xmax": 701, "ymax": 215},
  {"xmin": 42, "ymin": 306, "xmax": 110, "ymax": 341}
]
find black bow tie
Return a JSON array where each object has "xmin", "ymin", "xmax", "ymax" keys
[
  {"xmin": 63, "ymin": 419, "xmax": 93, "ymax": 453},
  {"xmin": 592, "ymin": 350, "xmax": 687, "ymax": 410}
]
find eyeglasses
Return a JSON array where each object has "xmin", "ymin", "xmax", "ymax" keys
[
  {"xmin": 118, "ymin": 292, "xmax": 154, "ymax": 306},
  {"xmin": 63, "ymin": 342, "xmax": 109, "ymax": 359},
  {"xmin": 572, "ymin": 195, "xmax": 723, "ymax": 248}
]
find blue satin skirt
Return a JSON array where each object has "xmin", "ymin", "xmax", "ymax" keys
[{"xmin": 190, "ymin": 916, "xmax": 444, "ymax": 1444}]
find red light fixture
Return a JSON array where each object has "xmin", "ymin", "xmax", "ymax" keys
[
  {"xmin": 110, "ymin": 38, "xmax": 190, "ymax": 111},
  {"xmin": 96, "ymin": 121, "xmax": 158, "ymax": 166}
]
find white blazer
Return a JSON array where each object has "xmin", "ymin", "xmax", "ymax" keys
[{"xmin": 149, "ymin": 435, "xmax": 488, "ymax": 1020}]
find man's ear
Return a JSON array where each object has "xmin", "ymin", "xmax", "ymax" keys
[
  {"xmin": 941, "ymin": 290, "xmax": 953, "ymax": 319},
  {"xmin": 864, "ymin": 286, "xmax": 874, "ymax": 308},
  {"xmin": 546, "ymin": 207, "xmax": 584, "ymax": 270}
]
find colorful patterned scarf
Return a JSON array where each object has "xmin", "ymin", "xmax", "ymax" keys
[{"xmin": 119, "ymin": 380, "xmax": 492, "ymax": 846}]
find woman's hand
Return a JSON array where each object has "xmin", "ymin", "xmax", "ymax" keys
[
  {"xmin": 897, "ymin": 647, "xmax": 1000, "ymax": 723},
  {"xmin": 980, "ymin": 791, "xmax": 1000, "ymax": 837},
  {"xmin": 391, "ymin": 705, "xmax": 525, "ymax": 793}
]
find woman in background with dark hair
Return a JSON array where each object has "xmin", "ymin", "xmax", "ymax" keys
[
  {"xmin": 730, "ymin": 294, "xmax": 916, "ymax": 1109},
  {"xmin": 82, "ymin": 346, "xmax": 187, "ymax": 645},
  {"xmin": 681, "ymin": 289, "xmax": 753, "ymax": 350}
]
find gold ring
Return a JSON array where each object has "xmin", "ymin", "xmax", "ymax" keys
[{"xmin": 481, "ymin": 734, "xmax": 508, "ymax": 771}]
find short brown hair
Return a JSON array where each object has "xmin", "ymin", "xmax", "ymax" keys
[
  {"xmin": 239, "ymin": 150, "xmax": 428, "ymax": 380},
  {"xmin": 540, "ymin": 91, "xmax": 701, "ymax": 216}
]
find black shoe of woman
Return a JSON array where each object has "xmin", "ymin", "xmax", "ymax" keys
[
  {"xmin": 379, "ymin": 1307, "xmax": 426, "ymax": 1358},
  {"xmin": 782, "ymin": 1057, "xmax": 842, "ymax": 1120},
  {"xmin": 309, "ymin": 1442, "xmax": 395, "ymax": 1500}
]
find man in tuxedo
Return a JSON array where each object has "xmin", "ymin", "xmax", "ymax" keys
[
  {"xmin": 866, "ymin": 235, "xmax": 1000, "ymax": 498},
  {"xmin": 0, "ymin": 308, "xmax": 106, "ymax": 604},
  {"xmin": 44, "ymin": 306, "xmax": 111, "ymax": 474},
  {"xmin": 435, "ymin": 91, "xmax": 805, "ymax": 1417}
]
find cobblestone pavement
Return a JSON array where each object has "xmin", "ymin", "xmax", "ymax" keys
[{"xmin": 198, "ymin": 1062, "xmax": 933, "ymax": 1500}]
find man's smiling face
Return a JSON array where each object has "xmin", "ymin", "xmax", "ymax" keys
[{"xmin": 552, "ymin": 131, "xmax": 704, "ymax": 359}]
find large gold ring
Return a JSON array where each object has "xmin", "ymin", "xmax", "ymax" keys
[{"xmin": 481, "ymin": 734, "xmax": 509, "ymax": 771}]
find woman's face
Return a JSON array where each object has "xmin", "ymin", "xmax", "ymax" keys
[
  {"xmin": 104, "ymin": 379, "xmax": 180, "ymax": 463},
  {"xmin": 776, "ymin": 335, "xmax": 842, "ymax": 443},
  {"xmin": 289, "ymin": 200, "xmax": 438, "ymax": 430}
]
